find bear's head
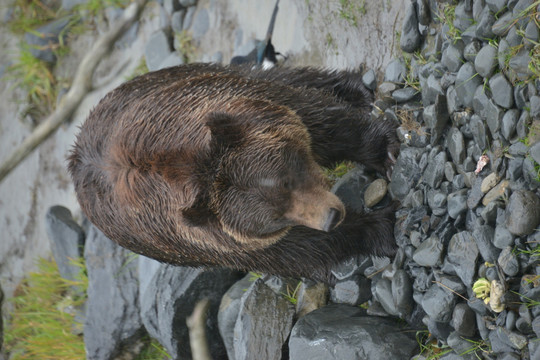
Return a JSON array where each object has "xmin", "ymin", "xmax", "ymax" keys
[{"xmin": 182, "ymin": 107, "xmax": 346, "ymax": 249}]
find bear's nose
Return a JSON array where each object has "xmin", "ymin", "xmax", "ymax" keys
[{"xmin": 322, "ymin": 208, "xmax": 342, "ymax": 232}]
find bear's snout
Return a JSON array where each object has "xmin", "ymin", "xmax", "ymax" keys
[
  {"xmin": 322, "ymin": 208, "xmax": 342, "ymax": 232},
  {"xmin": 284, "ymin": 189, "xmax": 345, "ymax": 232}
]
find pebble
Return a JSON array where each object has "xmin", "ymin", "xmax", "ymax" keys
[
  {"xmin": 422, "ymin": 284, "xmax": 456, "ymax": 322},
  {"xmin": 448, "ymin": 189, "xmax": 469, "ymax": 219},
  {"xmin": 498, "ymin": 246, "xmax": 520, "ymax": 276},
  {"xmin": 412, "ymin": 235, "xmax": 443, "ymax": 267},
  {"xmin": 481, "ymin": 173, "xmax": 500, "ymax": 193},
  {"xmin": 482, "ymin": 179, "xmax": 510, "ymax": 206},
  {"xmin": 490, "ymin": 73, "xmax": 514, "ymax": 109},
  {"xmin": 400, "ymin": 1, "xmax": 422, "ymax": 53},
  {"xmin": 451, "ymin": 303, "xmax": 476, "ymax": 337},
  {"xmin": 384, "ymin": 59, "xmax": 407, "ymax": 83},
  {"xmin": 442, "ymin": 45, "xmax": 463, "ymax": 73},
  {"xmin": 475, "ymin": 44, "xmax": 497, "ymax": 78},
  {"xmin": 501, "ymin": 109, "xmax": 520, "ymax": 140},
  {"xmin": 447, "ymin": 231, "xmax": 479, "ymax": 287},
  {"xmin": 505, "ymin": 190, "xmax": 540, "ymax": 236},
  {"xmin": 364, "ymin": 179, "xmax": 387, "ymax": 208},
  {"xmin": 456, "ymin": 63, "xmax": 482, "ymax": 108},
  {"xmin": 447, "ymin": 127, "xmax": 465, "ymax": 164}
]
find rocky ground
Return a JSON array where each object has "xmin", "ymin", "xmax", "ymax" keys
[{"xmin": 2, "ymin": 0, "xmax": 540, "ymax": 359}]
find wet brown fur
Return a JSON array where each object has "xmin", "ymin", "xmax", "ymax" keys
[{"xmin": 68, "ymin": 63, "xmax": 399, "ymax": 283}]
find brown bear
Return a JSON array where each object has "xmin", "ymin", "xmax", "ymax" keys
[{"xmin": 68, "ymin": 63, "xmax": 399, "ymax": 283}]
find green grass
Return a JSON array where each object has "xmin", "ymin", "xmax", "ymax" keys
[
  {"xmin": 337, "ymin": 0, "xmax": 366, "ymax": 27},
  {"xmin": 3, "ymin": 257, "xmax": 87, "ymax": 360},
  {"xmin": 3, "ymin": 256, "xmax": 170, "ymax": 360},
  {"xmin": 174, "ymin": 30, "xmax": 196, "ymax": 63}
]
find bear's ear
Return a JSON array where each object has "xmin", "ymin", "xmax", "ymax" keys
[
  {"xmin": 206, "ymin": 112, "xmax": 244, "ymax": 151},
  {"xmin": 182, "ymin": 205, "xmax": 214, "ymax": 227}
]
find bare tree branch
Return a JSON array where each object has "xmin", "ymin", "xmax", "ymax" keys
[{"xmin": 0, "ymin": 0, "xmax": 149, "ymax": 183}]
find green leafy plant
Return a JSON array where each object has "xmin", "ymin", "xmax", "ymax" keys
[
  {"xmin": 414, "ymin": 330, "xmax": 452, "ymax": 359},
  {"xmin": 281, "ymin": 281, "xmax": 302, "ymax": 305}
]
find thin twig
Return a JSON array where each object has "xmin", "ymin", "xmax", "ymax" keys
[{"xmin": 0, "ymin": 0, "xmax": 148, "ymax": 183}]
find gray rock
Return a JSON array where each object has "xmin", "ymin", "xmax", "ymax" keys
[
  {"xmin": 447, "ymin": 127, "xmax": 465, "ymax": 164},
  {"xmin": 289, "ymin": 304, "xmax": 418, "ymax": 359},
  {"xmin": 392, "ymin": 87, "xmax": 420, "ymax": 102},
  {"xmin": 490, "ymin": 73, "xmax": 514, "ymax": 109},
  {"xmin": 331, "ymin": 167, "xmax": 371, "ymax": 212},
  {"xmin": 448, "ymin": 189, "xmax": 469, "ymax": 219},
  {"xmin": 412, "ymin": 235, "xmax": 443, "ymax": 267},
  {"xmin": 476, "ymin": 6, "xmax": 496, "ymax": 39},
  {"xmin": 364, "ymin": 179, "xmax": 387, "ymax": 208},
  {"xmin": 362, "ymin": 69, "xmax": 377, "ymax": 90},
  {"xmin": 516, "ymin": 110, "xmax": 531, "ymax": 139},
  {"xmin": 400, "ymin": 0, "xmax": 422, "ymax": 53},
  {"xmin": 501, "ymin": 109, "xmax": 520, "ymax": 140},
  {"xmin": 424, "ymin": 94, "xmax": 449, "ymax": 145},
  {"xmin": 45, "ymin": 206, "xmax": 85, "ymax": 284},
  {"xmin": 447, "ymin": 231, "xmax": 479, "ymax": 287},
  {"xmin": 296, "ymin": 281, "xmax": 329, "ymax": 318},
  {"xmin": 427, "ymin": 189, "xmax": 448, "ymax": 215},
  {"xmin": 392, "ymin": 269, "xmax": 414, "ymax": 317},
  {"xmin": 447, "ymin": 85, "xmax": 460, "ymax": 113},
  {"xmin": 513, "ymin": 0, "xmax": 535, "ymax": 28},
  {"xmin": 489, "ymin": 326, "xmax": 528, "ymax": 352},
  {"xmin": 218, "ymin": 275, "xmax": 254, "ymax": 360},
  {"xmin": 486, "ymin": 0, "xmax": 507, "ymax": 12},
  {"xmin": 463, "ymin": 40, "xmax": 481, "ymax": 62},
  {"xmin": 389, "ymin": 147, "xmax": 424, "ymax": 201},
  {"xmin": 456, "ymin": 63, "xmax": 482, "ymax": 108},
  {"xmin": 507, "ymin": 156, "xmax": 524, "ymax": 181},
  {"xmin": 531, "ymin": 95, "xmax": 540, "ymax": 119},
  {"xmin": 474, "ymin": 44, "xmax": 497, "ymax": 78},
  {"xmin": 525, "ymin": 18, "xmax": 539, "ymax": 47},
  {"xmin": 473, "ymin": 84, "xmax": 490, "ymax": 116},
  {"xmin": 84, "ymin": 225, "xmax": 144, "ymax": 360},
  {"xmin": 141, "ymin": 264, "xmax": 241, "ymax": 359},
  {"xmin": 179, "ymin": 0, "xmax": 196, "ymax": 6},
  {"xmin": 417, "ymin": 0, "xmax": 430, "ymax": 25},
  {"xmin": 509, "ymin": 142, "xmax": 529, "ymax": 157},
  {"xmin": 453, "ymin": 1, "xmax": 474, "ymax": 31},
  {"xmin": 470, "ymin": 114, "xmax": 488, "ymax": 150},
  {"xmin": 530, "ymin": 141, "xmax": 540, "ymax": 164},
  {"xmin": 473, "ymin": 225, "xmax": 500, "ymax": 263},
  {"xmin": 498, "ymin": 247, "xmax": 520, "ymax": 277},
  {"xmin": 157, "ymin": 52, "xmax": 184, "ymax": 70},
  {"xmin": 330, "ymin": 274, "xmax": 371, "ymax": 306},
  {"xmin": 424, "ymin": 151, "xmax": 447, "ymax": 188},
  {"xmin": 492, "ymin": 11, "xmax": 514, "ymax": 36},
  {"xmin": 451, "ymin": 303, "xmax": 476, "ymax": 337},
  {"xmin": 374, "ymin": 278, "xmax": 399, "ymax": 316},
  {"xmin": 442, "ymin": 45, "xmax": 464, "ymax": 73},
  {"xmin": 509, "ymin": 49, "xmax": 533, "ymax": 81},
  {"xmin": 24, "ymin": 17, "xmax": 72, "ymax": 63},
  {"xmin": 384, "ymin": 58, "xmax": 407, "ymax": 83},
  {"xmin": 171, "ymin": 10, "xmax": 186, "ymax": 33},
  {"xmin": 447, "ymin": 331, "xmax": 479, "ymax": 359},
  {"xmin": 191, "ymin": 8, "xmax": 209, "ymax": 39},
  {"xmin": 422, "ymin": 284, "xmax": 456, "ymax": 322},
  {"xmin": 505, "ymin": 190, "xmax": 540, "ymax": 236},
  {"xmin": 234, "ymin": 279, "xmax": 295, "ymax": 360},
  {"xmin": 163, "ymin": 0, "xmax": 181, "ymax": 14},
  {"xmin": 514, "ymin": 83, "xmax": 529, "ymax": 109},
  {"xmin": 422, "ymin": 74, "xmax": 445, "ymax": 106},
  {"xmin": 145, "ymin": 30, "xmax": 172, "ymax": 71},
  {"xmin": 472, "ymin": 0, "xmax": 485, "ymax": 22}
]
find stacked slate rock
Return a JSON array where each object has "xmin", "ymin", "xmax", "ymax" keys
[{"xmin": 144, "ymin": 0, "xmax": 219, "ymax": 71}]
